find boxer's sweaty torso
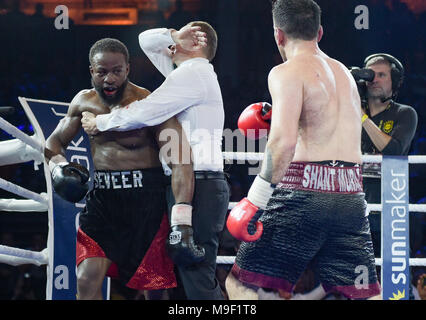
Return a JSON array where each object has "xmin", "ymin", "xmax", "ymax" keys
[
  {"xmin": 75, "ymin": 83, "xmax": 162, "ymax": 170},
  {"xmin": 290, "ymin": 53, "xmax": 362, "ymax": 165}
]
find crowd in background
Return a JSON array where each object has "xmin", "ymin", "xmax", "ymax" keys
[{"xmin": 0, "ymin": 0, "xmax": 424, "ymax": 299}]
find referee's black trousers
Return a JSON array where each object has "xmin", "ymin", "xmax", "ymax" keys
[{"xmin": 166, "ymin": 171, "xmax": 230, "ymax": 300}]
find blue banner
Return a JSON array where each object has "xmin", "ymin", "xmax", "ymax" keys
[
  {"xmin": 20, "ymin": 98, "xmax": 109, "ymax": 300},
  {"xmin": 381, "ymin": 156, "xmax": 410, "ymax": 300}
]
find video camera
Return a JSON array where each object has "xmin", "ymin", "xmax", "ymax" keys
[
  {"xmin": 349, "ymin": 67, "xmax": 374, "ymax": 108},
  {"xmin": 349, "ymin": 67, "xmax": 375, "ymax": 83}
]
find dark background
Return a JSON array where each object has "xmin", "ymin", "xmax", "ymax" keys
[{"xmin": 0, "ymin": 0, "xmax": 424, "ymax": 300}]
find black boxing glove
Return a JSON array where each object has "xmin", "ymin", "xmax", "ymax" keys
[
  {"xmin": 49, "ymin": 161, "xmax": 89, "ymax": 203},
  {"xmin": 166, "ymin": 204, "xmax": 205, "ymax": 266}
]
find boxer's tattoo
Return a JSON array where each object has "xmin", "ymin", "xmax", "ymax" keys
[{"xmin": 260, "ymin": 146, "xmax": 273, "ymax": 182}]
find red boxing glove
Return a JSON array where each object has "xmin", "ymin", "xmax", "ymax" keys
[
  {"xmin": 227, "ymin": 198, "xmax": 264, "ymax": 242},
  {"xmin": 238, "ymin": 102, "xmax": 272, "ymax": 140},
  {"xmin": 226, "ymin": 175, "xmax": 275, "ymax": 242}
]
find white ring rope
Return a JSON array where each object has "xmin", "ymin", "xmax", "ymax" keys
[
  {"xmin": 216, "ymin": 256, "xmax": 426, "ymax": 267},
  {"xmin": 0, "ymin": 245, "xmax": 48, "ymax": 266},
  {"xmin": 366, "ymin": 203, "xmax": 426, "ymax": 213},
  {"xmin": 373, "ymin": 258, "xmax": 426, "ymax": 267},
  {"xmin": 223, "ymin": 152, "xmax": 426, "ymax": 164},
  {"xmin": 223, "ymin": 151, "xmax": 264, "ymax": 162},
  {"xmin": 0, "ymin": 138, "xmax": 43, "ymax": 167},
  {"xmin": 228, "ymin": 201, "xmax": 426, "ymax": 212},
  {"xmin": 0, "ymin": 116, "xmax": 44, "ymax": 154},
  {"xmin": 0, "ymin": 177, "xmax": 48, "ymax": 206},
  {"xmin": 0, "ymin": 198, "xmax": 48, "ymax": 212}
]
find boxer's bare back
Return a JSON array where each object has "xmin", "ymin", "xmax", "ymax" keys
[{"xmin": 271, "ymin": 51, "xmax": 362, "ymax": 164}]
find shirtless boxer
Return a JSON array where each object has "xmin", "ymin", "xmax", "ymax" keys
[
  {"xmin": 225, "ymin": 0, "xmax": 381, "ymax": 300},
  {"xmin": 44, "ymin": 38, "xmax": 194, "ymax": 299}
]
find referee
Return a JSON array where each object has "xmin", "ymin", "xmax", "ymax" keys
[{"xmin": 81, "ymin": 21, "xmax": 229, "ymax": 300}]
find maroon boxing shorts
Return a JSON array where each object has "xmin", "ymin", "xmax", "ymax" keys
[{"xmin": 232, "ymin": 161, "xmax": 381, "ymax": 299}]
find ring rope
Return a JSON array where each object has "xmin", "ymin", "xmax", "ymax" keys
[
  {"xmin": 0, "ymin": 138, "xmax": 43, "ymax": 167},
  {"xmin": 0, "ymin": 177, "xmax": 48, "ymax": 206},
  {"xmin": 0, "ymin": 116, "xmax": 44, "ymax": 154},
  {"xmin": 216, "ymin": 256, "xmax": 426, "ymax": 266},
  {"xmin": 222, "ymin": 152, "xmax": 426, "ymax": 164},
  {"xmin": 228, "ymin": 202, "xmax": 426, "ymax": 212},
  {"xmin": 0, "ymin": 245, "xmax": 48, "ymax": 266},
  {"xmin": 366, "ymin": 203, "xmax": 426, "ymax": 213},
  {"xmin": 0, "ymin": 198, "xmax": 48, "ymax": 212}
]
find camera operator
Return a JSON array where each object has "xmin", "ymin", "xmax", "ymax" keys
[{"xmin": 351, "ymin": 53, "xmax": 418, "ymax": 256}]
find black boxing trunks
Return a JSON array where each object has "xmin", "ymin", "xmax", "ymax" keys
[
  {"xmin": 76, "ymin": 167, "xmax": 176, "ymax": 290},
  {"xmin": 232, "ymin": 161, "xmax": 381, "ymax": 299}
]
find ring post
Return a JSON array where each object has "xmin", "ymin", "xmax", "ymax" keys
[
  {"xmin": 381, "ymin": 155, "xmax": 410, "ymax": 300},
  {"xmin": 19, "ymin": 97, "xmax": 110, "ymax": 300}
]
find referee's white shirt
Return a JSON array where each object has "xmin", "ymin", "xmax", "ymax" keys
[{"xmin": 96, "ymin": 28, "xmax": 225, "ymax": 172}]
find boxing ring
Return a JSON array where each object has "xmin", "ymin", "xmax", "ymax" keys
[{"xmin": 0, "ymin": 97, "xmax": 425, "ymax": 300}]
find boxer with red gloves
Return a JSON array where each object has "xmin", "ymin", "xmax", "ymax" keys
[
  {"xmin": 238, "ymin": 102, "xmax": 272, "ymax": 139},
  {"xmin": 225, "ymin": 0, "xmax": 381, "ymax": 301}
]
